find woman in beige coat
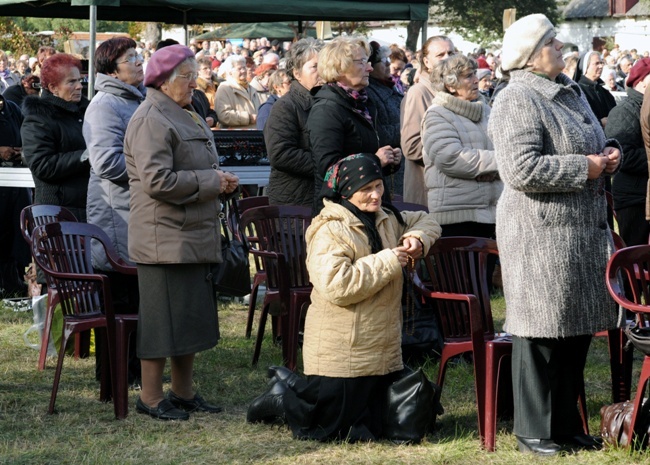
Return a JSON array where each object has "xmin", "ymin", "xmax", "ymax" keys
[
  {"xmin": 283, "ymin": 154, "xmax": 440, "ymax": 442},
  {"xmin": 124, "ymin": 45, "xmax": 239, "ymax": 421},
  {"xmin": 214, "ymin": 55, "xmax": 259, "ymax": 128}
]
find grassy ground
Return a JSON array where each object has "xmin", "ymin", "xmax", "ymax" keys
[{"xmin": 1, "ymin": 295, "xmax": 649, "ymax": 465}]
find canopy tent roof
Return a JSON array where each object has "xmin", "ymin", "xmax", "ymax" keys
[
  {"xmin": 194, "ymin": 22, "xmax": 316, "ymax": 41},
  {"xmin": 0, "ymin": 0, "xmax": 430, "ymax": 23}
]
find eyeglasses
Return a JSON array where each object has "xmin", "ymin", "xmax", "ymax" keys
[
  {"xmin": 177, "ymin": 72, "xmax": 199, "ymax": 81},
  {"xmin": 353, "ymin": 58, "xmax": 370, "ymax": 65},
  {"xmin": 116, "ymin": 54, "xmax": 143, "ymax": 64}
]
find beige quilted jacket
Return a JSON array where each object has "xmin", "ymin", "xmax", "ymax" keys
[{"xmin": 303, "ymin": 200, "xmax": 441, "ymax": 377}]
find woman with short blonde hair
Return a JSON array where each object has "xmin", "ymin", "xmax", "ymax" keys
[{"xmin": 308, "ymin": 35, "xmax": 402, "ymax": 214}]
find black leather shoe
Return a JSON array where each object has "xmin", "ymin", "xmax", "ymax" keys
[
  {"xmin": 167, "ymin": 391, "xmax": 223, "ymax": 413},
  {"xmin": 557, "ymin": 433, "xmax": 603, "ymax": 450},
  {"xmin": 516, "ymin": 436, "xmax": 562, "ymax": 455},
  {"xmin": 135, "ymin": 397, "xmax": 189, "ymax": 421},
  {"xmin": 247, "ymin": 380, "xmax": 287, "ymax": 424},
  {"xmin": 267, "ymin": 365, "xmax": 302, "ymax": 389}
]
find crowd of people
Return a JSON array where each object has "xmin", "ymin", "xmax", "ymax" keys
[{"xmin": 0, "ymin": 13, "xmax": 646, "ymax": 454}]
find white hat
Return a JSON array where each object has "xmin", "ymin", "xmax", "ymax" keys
[{"xmin": 501, "ymin": 14, "xmax": 555, "ymax": 72}]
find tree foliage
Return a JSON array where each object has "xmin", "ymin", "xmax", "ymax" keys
[
  {"xmin": 435, "ymin": 0, "xmax": 561, "ymax": 46},
  {"xmin": 0, "ymin": 18, "xmax": 133, "ymax": 55}
]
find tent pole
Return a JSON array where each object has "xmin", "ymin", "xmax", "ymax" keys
[
  {"xmin": 183, "ymin": 11, "xmax": 188, "ymax": 45},
  {"xmin": 420, "ymin": 20, "xmax": 427, "ymax": 49},
  {"xmin": 88, "ymin": 4, "xmax": 96, "ymax": 100}
]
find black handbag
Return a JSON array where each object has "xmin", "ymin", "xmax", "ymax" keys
[
  {"xmin": 383, "ymin": 366, "xmax": 444, "ymax": 444},
  {"xmin": 210, "ymin": 199, "xmax": 251, "ymax": 297},
  {"xmin": 625, "ymin": 324, "xmax": 650, "ymax": 356}
]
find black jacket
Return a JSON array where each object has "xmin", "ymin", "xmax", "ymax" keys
[
  {"xmin": 605, "ymin": 87, "xmax": 646, "ymax": 209},
  {"xmin": 192, "ymin": 88, "xmax": 218, "ymax": 125},
  {"xmin": 21, "ymin": 90, "xmax": 90, "ymax": 218},
  {"xmin": 308, "ymin": 84, "xmax": 397, "ymax": 214},
  {"xmin": 578, "ymin": 75, "xmax": 617, "ymax": 123},
  {"xmin": 264, "ymin": 81, "xmax": 314, "ymax": 207},
  {"xmin": 3, "ymin": 83, "xmax": 29, "ymax": 108}
]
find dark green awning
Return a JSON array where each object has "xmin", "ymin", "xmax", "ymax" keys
[{"xmin": 0, "ymin": 0, "xmax": 430, "ymax": 23}]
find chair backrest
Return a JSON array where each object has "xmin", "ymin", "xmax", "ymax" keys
[
  {"xmin": 418, "ymin": 236, "xmax": 498, "ymax": 339},
  {"xmin": 31, "ymin": 222, "xmax": 116, "ymax": 320},
  {"xmin": 20, "ymin": 204, "xmax": 78, "ymax": 245},
  {"xmin": 239, "ymin": 205, "xmax": 312, "ymax": 290},
  {"xmin": 227, "ymin": 196, "xmax": 270, "ymax": 271},
  {"xmin": 606, "ymin": 245, "xmax": 650, "ymax": 326}
]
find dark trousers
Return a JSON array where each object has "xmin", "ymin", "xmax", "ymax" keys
[
  {"xmin": 616, "ymin": 204, "xmax": 650, "ymax": 247},
  {"xmin": 0, "ymin": 187, "xmax": 32, "ymax": 296},
  {"xmin": 512, "ymin": 335, "xmax": 591, "ymax": 439}
]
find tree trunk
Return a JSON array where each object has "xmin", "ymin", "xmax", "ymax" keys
[
  {"xmin": 405, "ymin": 20, "xmax": 425, "ymax": 52},
  {"xmin": 143, "ymin": 23, "xmax": 162, "ymax": 48}
]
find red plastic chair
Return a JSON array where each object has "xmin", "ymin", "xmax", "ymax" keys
[
  {"xmin": 606, "ymin": 244, "xmax": 650, "ymax": 445},
  {"xmin": 226, "ymin": 195, "xmax": 276, "ymax": 339},
  {"xmin": 239, "ymin": 205, "xmax": 312, "ymax": 371},
  {"xmin": 19, "ymin": 204, "xmax": 88, "ymax": 371},
  {"xmin": 31, "ymin": 221, "xmax": 137, "ymax": 418},
  {"xmin": 594, "ymin": 230, "xmax": 634, "ymax": 404},
  {"xmin": 413, "ymin": 236, "xmax": 511, "ymax": 451}
]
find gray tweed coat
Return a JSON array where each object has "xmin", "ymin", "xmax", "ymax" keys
[{"xmin": 488, "ymin": 71, "xmax": 623, "ymax": 338}]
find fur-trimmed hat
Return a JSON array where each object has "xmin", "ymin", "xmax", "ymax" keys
[
  {"xmin": 501, "ymin": 14, "xmax": 555, "ymax": 72},
  {"xmin": 144, "ymin": 44, "xmax": 194, "ymax": 88}
]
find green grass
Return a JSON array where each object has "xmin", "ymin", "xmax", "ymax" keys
[{"xmin": 1, "ymin": 296, "xmax": 650, "ymax": 464}]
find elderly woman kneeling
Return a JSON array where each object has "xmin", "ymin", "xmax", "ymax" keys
[
  {"xmin": 124, "ymin": 45, "xmax": 239, "ymax": 421},
  {"xmin": 249, "ymin": 154, "xmax": 441, "ymax": 442}
]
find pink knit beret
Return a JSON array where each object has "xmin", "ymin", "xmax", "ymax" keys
[{"xmin": 144, "ymin": 44, "xmax": 195, "ymax": 88}]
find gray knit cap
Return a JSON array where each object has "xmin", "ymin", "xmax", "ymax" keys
[{"xmin": 501, "ymin": 14, "xmax": 555, "ymax": 72}]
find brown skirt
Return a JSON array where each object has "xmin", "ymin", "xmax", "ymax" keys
[{"xmin": 136, "ymin": 263, "xmax": 218, "ymax": 359}]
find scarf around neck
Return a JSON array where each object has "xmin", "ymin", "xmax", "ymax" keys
[{"xmin": 330, "ymin": 81, "xmax": 373, "ymax": 124}]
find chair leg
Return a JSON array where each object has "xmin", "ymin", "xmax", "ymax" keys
[
  {"xmin": 607, "ymin": 328, "xmax": 633, "ymax": 403},
  {"xmin": 245, "ymin": 273, "xmax": 266, "ymax": 339},
  {"xmin": 252, "ymin": 303, "xmax": 270, "ymax": 366},
  {"xmin": 73, "ymin": 329, "xmax": 91, "ymax": 360},
  {"xmin": 245, "ymin": 286, "xmax": 258, "ymax": 339},
  {"xmin": 38, "ymin": 296, "xmax": 55, "ymax": 371},
  {"xmin": 98, "ymin": 328, "xmax": 112, "ymax": 403},
  {"xmin": 113, "ymin": 320, "xmax": 133, "ymax": 419},
  {"xmin": 483, "ymin": 345, "xmax": 510, "ymax": 452},
  {"xmin": 628, "ymin": 357, "xmax": 650, "ymax": 443},
  {"xmin": 48, "ymin": 326, "xmax": 72, "ymax": 414}
]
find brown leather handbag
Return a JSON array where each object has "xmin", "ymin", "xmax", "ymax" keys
[{"xmin": 600, "ymin": 400, "xmax": 650, "ymax": 448}]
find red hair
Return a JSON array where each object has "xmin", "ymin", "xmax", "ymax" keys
[{"xmin": 40, "ymin": 53, "xmax": 83, "ymax": 89}]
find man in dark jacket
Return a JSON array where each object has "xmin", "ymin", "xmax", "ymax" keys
[
  {"xmin": 606, "ymin": 58, "xmax": 650, "ymax": 246},
  {"xmin": 0, "ymin": 94, "xmax": 31, "ymax": 296}
]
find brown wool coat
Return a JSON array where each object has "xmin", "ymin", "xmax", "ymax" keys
[
  {"xmin": 400, "ymin": 72, "xmax": 436, "ymax": 206},
  {"xmin": 124, "ymin": 87, "xmax": 222, "ymax": 264}
]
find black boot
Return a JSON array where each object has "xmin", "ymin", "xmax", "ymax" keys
[
  {"xmin": 267, "ymin": 365, "xmax": 302, "ymax": 390},
  {"xmin": 247, "ymin": 380, "xmax": 287, "ymax": 424}
]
